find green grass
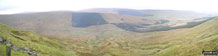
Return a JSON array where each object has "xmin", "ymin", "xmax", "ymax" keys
[
  {"xmin": 154, "ymin": 17, "xmax": 218, "ymax": 56},
  {"xmin": 68, "ymin": 17, "xmax": 218, "ymax": 56},
  {"xmin": 1, "ymin": 17, "xmax": 218, "ymax": 56},
  {"xmin": 0, "ymin": 45, "xmax": 7, "ymax": 56},
  {"xmin": 0, "ymin": 22, "xmax": 78, "ymax": 56}
]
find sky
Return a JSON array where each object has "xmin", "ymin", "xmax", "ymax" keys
[{"xmin": 0, "ymin": 0, "xmax": 218, "ymax": 14}]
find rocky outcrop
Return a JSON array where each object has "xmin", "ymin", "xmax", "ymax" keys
[{"xmin": 0, "ymin": 35, "xmax": 37, "ymax": 56}]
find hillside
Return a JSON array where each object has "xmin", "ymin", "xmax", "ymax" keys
[
  {"xmin": 0, "ymin": 10, "xmax": 211, "ymax": 34},
  {"xmin": 57, "ymin": 17, "xmax": 218, "ymax": 56},
  {"xmin": 155, "ymin": 17, "xmax": 218, "ymax": 56},
  {"xmin": 0, "ymin": 11, "xmax": 161, "ymax": 38},
  {"xmin": 80, "ymin": 8, "xmax": 210, "ymax": 20},
  {"xmin": 0, "ymin": 10, "xmax": 217, "ymax": 56},
  {"xmin": 0, "ymin": 14, "xmax": 218, "ymax": 56},
  {"xmin": 81, "ymin": 8, "xmax": 211, "ymax": 26},
  {"xmin": 0, "ymin": 22, "xmax": 78, "ymax": 56}
]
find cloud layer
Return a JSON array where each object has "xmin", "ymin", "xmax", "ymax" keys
[{"xmin": 0, "ymin": 0, "xmax": 218, "ymax": 14}]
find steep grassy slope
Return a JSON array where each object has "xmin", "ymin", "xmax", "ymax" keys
[
  {"xmin": 61, "ymin": 17, "xmax": 218, "ymax": 56},
  {"xmin": 0, "ymin": 22, "xmax": 77, "ymax": 56},
  {"xmin": 155, "ymin": 17, "xmax": 218, "ymax": 56}
]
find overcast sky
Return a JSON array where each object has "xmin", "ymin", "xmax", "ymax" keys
[{"xmin": 0, "ymin": 0, "xmax": 218, "ymax": 14}]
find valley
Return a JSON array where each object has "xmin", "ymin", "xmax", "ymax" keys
[{"xmin": 0, "ymin": 9, "xmax": 217, "ymax": 56}]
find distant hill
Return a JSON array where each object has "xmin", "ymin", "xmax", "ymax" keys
[
  {"xmin": 80, "ymin": 8, "xmax": 210, "ymax": 19},
  {"xmin": 72, "ymin": 13, "xmax": 108, "ymax": 27},
  {"xmin": 0, "ymin": 11, "xmax": 74, "ymax": 38},
  {"xmin": 0, "ymin": 11, "xmax": 157, "ymax": 38},
  {"xmin": 1, "ymin": 16, "xmax": 215, "ymax": 56},
  {"xmin": 0, "ymin": 9, "xmax": 218, "ymax": 56},
  {"xmin": 81, "ymin": 8, "xmax": 211, "ymax": 25},
  {"xmin": 0, "ymin": 9, "xmax": 212, "ymax": 38}
]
